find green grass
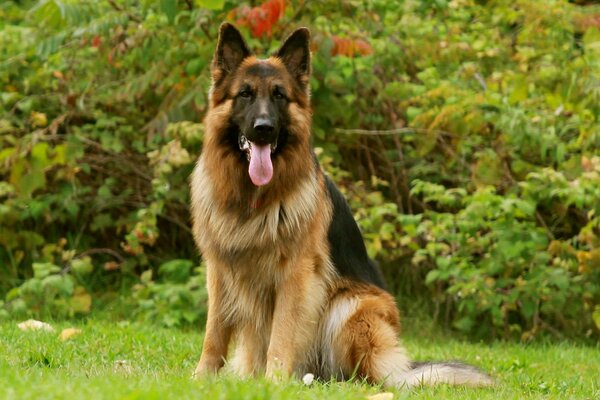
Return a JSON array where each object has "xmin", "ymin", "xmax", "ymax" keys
[{"xmin": 0, "ymin": 316, "xmax": 598, "ymax": 400}]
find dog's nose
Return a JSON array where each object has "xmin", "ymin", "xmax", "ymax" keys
[{"xmin": 253, "ymin": 118, "xmax": 274, "ymax": 134}]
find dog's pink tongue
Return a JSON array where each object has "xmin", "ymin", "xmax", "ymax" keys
[{"xmin": 248, "ymin": 143, "xmax": 273, "ymax": 186}]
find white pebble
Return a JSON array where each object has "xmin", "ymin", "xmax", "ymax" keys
[
  {"xmin": 17, "ymin": 319, "xmax": 54, "ymax": 332},
  {"xmin": 302, "ymin": 373, "xmax": 314, "ymax": 385}
]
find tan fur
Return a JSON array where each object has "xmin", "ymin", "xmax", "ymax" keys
[
  {"xmin": 190, "ymin": 25, "xmax": 493, "ymax": 388},
  {"xmin": 191, "ymin": 84, "xmax": 334, "ymax": 376}
]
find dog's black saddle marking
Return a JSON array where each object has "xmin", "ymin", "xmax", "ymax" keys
[{"xmin": 325, "ymin": 176, "xmax": 386, "ymax": 289}]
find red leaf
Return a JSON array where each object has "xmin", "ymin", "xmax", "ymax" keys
[
  {"xmin": 331, "ymin": 36, "xmax": 373, "ymax": 57},
  {"xmin": 354, "ymin": 39, "xmax": 373, "ymax": 56},
  {"xmin": 91, "ymin": 35, "xmax": 101, "ymax": 48},
  {"xmin": 575, "ymin": 13, "xmax": 600, "ymax": 31},
  {"xmin": 264, "ymin": 0, "xmax": 285, "ymax": 25},
  {"xmin": 234, "ymin": 0, "xmax": 286, "ymax": 38}
]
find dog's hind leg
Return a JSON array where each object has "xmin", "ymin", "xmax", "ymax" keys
[
  {"xmin": 322, "ymin": 286, "xmax": 411, "ymax": 384},
  {"xmin": 322, "ymin": 285, "xmax": 493, "ymax": 388}
]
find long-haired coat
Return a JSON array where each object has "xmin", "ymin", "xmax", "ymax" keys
[{"xmin": 190, "ymin": 23, "xmax": 492, "ymax": 388}]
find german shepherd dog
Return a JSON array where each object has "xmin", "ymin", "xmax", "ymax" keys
[{"xmin": 190, "ymin": 23, "xmax": 493, "ymax": 388}]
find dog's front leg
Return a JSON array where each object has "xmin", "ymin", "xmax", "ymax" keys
[
  {"xmin": 265, "ymin": 258, "xmax": 326, "ymax": 379},
  {"xmin": 193, "ymin": 262, "xmax": 232, "ymax": 378}
]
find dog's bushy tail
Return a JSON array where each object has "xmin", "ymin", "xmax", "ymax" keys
[{"xmin": 389, "ymin": 361, "xmax": 494, "ymax": 388}]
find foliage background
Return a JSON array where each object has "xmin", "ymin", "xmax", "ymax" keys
[{"xmin": 1, "ymin": 0, "xmax": 599, "ymax": 340}]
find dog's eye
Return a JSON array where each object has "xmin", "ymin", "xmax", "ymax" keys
[
  {"xmin": 239, "ymin": 90, "xmax": 252, "ymax": 98},
  {"xmin": 273, "ymin": 90, "xmax": 285, "ymax": 100}
]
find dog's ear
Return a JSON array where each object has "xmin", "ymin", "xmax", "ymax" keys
[
  {"xmin": 275, "ymin": 28, "xmax": 311, "ymax": 86},
  {"xmin": 212, "ymin": 23, "xmax": 252, "ymax": 80}
]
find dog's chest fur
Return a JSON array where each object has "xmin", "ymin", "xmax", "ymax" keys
[
  {"xmin": 191, "ymin": 157, "xmax": 321, "ymax": 251},
  {"xmin": 191, "ymin": 157, "xmax": 330, "ymax": 325}
]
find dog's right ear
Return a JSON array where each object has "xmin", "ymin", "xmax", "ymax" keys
[{"xmin": 212, "ymin": 23, "xmax": 252, "ymax": 81}]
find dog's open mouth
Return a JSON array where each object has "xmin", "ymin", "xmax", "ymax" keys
[{"xmin": 239, "ymin": 135, "xmax": 277, "ymax": 187}]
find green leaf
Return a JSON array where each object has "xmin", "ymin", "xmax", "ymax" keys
[
  {"xmin": 0, "ymin": 182, "xmax": 15, "ymax": 197},
  {"xmin": 91, "ymin": 214, "xmax": 113, "ymax": 231},
  {"xmin": 521, "ymin": 299, "xmax": 536, "ymax": 319},
  {"xmin": 0, "ymin": 148, "xmax": 16, "ymax": 163},
  {"xmin": 195, "ymin": 0, "xmax": 225, "ymax": 10},
  {"xmin": 160, "ymin": 0, "xmax": 178, "ymax": 24},
  {"xmin": 185, "ymin": 59, "xmax": 205, "ymax": 76},
  {"xmin": 508, "ymin": 76, "xmax": 528, "ymax": 105},
  {"xmin": 71, "ymin": 287, "xmax": 92, "ymax": 313},
  {"xmin": 593, "ymin": 305, "xmax": 600, "ymax": 330},
  {"xmin": 425, "ymin": 269, "xmax": 440, "ymax": 284},
  {"xmin": 18, "ymin": 168, "xmax": 46, "ymax": 198},
  {"xmin": 435, "ymin": 256, "xmax": 451, "ymax": 269},
  {"xmin": 71, "ymin": 257, "xmax": 93, "ymax": 275},
  {"xmin": 583, "ymin": 27, "xmax": 600, "ymax": 53},
  {"xmin": 28, "ymin": 0, "xmax": 61, "ymax": 27},
  {"xmin": 33, "ymin": 262, "xmax": 61, "ymax": 279},
  {"xmin": 453, "ymin": 316, "xmax": 475, "ymax": 332},
  {"xmin": 141, "ymin": 269, "xmax": 153, "ymax": 284},
  {"xmin": 42, "ymin": 274, "xmax": 74, "ymax": 296},
  {"xmin": 64, "ymin": 200, "xmax": 80, "ymax": 217},
  {"xmin": 406, "ymin": 107, "xmax": 423, "ymax": 123},
  {"xmin": 31, "ymin": 142, "xmax": 49, "ymax": 168},
  {"xmin": 158, "ymin": 259, "xmax": 194, "ymax": 283}
]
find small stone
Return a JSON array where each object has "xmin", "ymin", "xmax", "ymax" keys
[
  {"xmin": 366, "ymin": 393, "xmax": 394, "ymax": 400},
  {"xmin": 60, "ymin": 328, "xmax": 82, "ymax": 341},
  {"xmin": 17, "ymin": 319, "xmax": 54, "ymax": 332},
  {"xmin": 302, "ymin": 373, "xmax": 314, "ymax": 385}
]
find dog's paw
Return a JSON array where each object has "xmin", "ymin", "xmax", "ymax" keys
[
  {"xmin": 265, "ymin": 356, "xmax": 290, "ymax": 382},
  {"xmin": 192, "ymin": 360, "xmax": 221, "ymax": 379}
]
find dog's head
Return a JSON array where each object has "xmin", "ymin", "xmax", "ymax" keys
[{"xmin": 209, "ymin": 23, "xmax": 311, "ymax": 187}]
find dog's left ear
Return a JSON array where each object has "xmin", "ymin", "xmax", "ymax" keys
[
  {"xmin": 212, "ymin": 23, "xmax": 252, "ymax": 80},
  {"xmin": 275, "ymin": 28, "xmax": 311, "ymax": 86}
]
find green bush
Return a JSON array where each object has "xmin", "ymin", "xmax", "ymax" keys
[
  {"xmin": 1, "ymin": 0, "xmax": 599, "ymax": 338},
  {"xmin": 406, "ymin": 171, "xmax": 599, "ymax": 339},
  {"xmin": 131, "ymin": 259, "xmax": 208, "ymax": 328}
]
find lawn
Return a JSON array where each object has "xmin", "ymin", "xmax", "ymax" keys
[{"xmin": 1, "ymin": 314, "xmax": 598, "ymax": 400}]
